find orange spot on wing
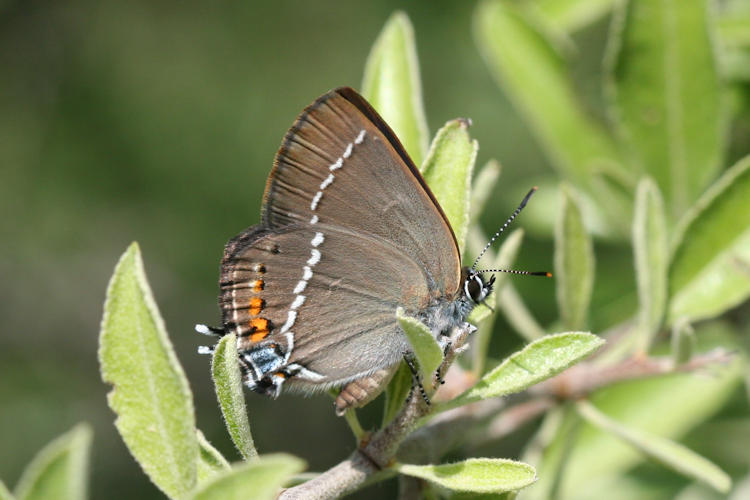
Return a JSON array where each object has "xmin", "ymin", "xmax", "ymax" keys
[
  {"xmin": 249, "ymin": 317, "xmax": 270, "ymax": 342},
  {"xmin": 251, "ymin": 280, "xmax": 265, "ymax": 292},
  {"xmin": 249, "ymin": 297, "xmax": 264, "ymax": 315}
]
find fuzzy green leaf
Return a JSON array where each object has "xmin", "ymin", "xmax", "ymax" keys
[
  {"xmin": 470, "ymin": 160, "xmax": 501, "ymax": 224},
  {"xmin": 13, "ymin": 424, "xmax": 91, "ymax": 500},
  {"xmin": 211, "ymin": 333, "xmax": 257, "ymax": 461},
  {"xmin": 555, "ymin": 186, "xmax": 595, "ymax": 330},
  {"xmin": 191, "ymin": 454, "xmax": 305, "ymax": 500},
  {"xmin": 606, "ymin": 0, "xmax": 725, "ymax": 216},
  {"xmin": 669, "ymin": 156, "xmax": 750, "ymax": 322},
  {"xmin": 396, "ymin": 458, "xmax": 536, "ymax": 493},
  {"xmin": 442, "ymin": 332, "xmax": 603, "ymax": 411},
  {"xmin": 362, "ymin": 11, "xmax": 429, "ymax": 166},
  {"xmin": 397, "ymin": 307, "xmax": 443, "ymax": 384},
  {"xmin": 99, "ymin": 242, "xmax": 198, "ymax": 498},
  {"xmin": 421, "ymin": 119, "xmax": 478, "ymax": 252},
  {"xmin": 577, "ymin": 401, "xmax": 731, "ymax": 493},
  {"xmin": 632, "ymin": 178, "xmax": 668, "ymax": 351},
  {"xmin": 382, "ymin": 362, "xmax": 413, "ymax": 426},
  {"xmin": 196, "ymin": 431, "xmax": 230, "ymax": 484},
  {"xmin": 474, "ymin": 0, "xmax": 631, "ymax": 235}
]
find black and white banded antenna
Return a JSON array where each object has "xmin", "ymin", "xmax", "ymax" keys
[{"xmin": 472, "ymin": 186, "xmax": 551, "ymax": 278}]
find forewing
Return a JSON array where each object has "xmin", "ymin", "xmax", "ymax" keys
[{"xmin": 261, "ymin": 87, "xmax": 461, "ymax": 296}]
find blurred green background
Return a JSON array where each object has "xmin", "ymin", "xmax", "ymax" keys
[{"xmin": 1, "ymin": 0, "xmax": 747, "ymax": 498}]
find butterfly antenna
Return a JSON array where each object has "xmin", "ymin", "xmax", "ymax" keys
[
  {"xmin": 476, "ymin": 268, "xmax": 552, "ymax": 277},
  {"xmin": 472, "ymin": 186, "xmax": 538, "ymax": 270}
]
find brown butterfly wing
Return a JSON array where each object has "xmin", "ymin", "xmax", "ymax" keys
[{"xmin": 261, "ymin": 87, "xmax": 461, "ymax": 296}]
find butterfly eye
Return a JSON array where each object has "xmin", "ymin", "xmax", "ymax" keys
[{"xmin": 464, "ymin": 273, "xmax": 487, "ymax": 303}]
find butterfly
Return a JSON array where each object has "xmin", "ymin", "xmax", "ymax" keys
[{"xmin": 197, "ymin": 87, "xmax": 544, "ymax": 415}]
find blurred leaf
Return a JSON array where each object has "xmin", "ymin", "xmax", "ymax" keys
[
  {"xmin": 632, "ymin": 178, "xmax": 668, "ymax": 351},
  {"xmin": 474, "ymin": 0, "xmax": 630, "ymax": 233},
  {"xmin": 196, "ymin": 431, "xmax": 230, "ymax": 484},
  {"xmin": 671, "ymin": 318, "xmax": 696, "ymax": 365},
  {"xmin": 396, "ymin": 458, "xmax": 536, "ymax": 494},
  {"xmin": 606, "ymin": 0, "xmax": 725, "ymax": 216},
  {"xmin": 721, "ymin": 48, "xmax": 750, "ymax": 81},
  {"xmin": 717, "ymin": 11, "xmax": 750, "ymax": 48},
  {"xmin": 730, "ymin": 473, "xmax": 750, "ymax": 500},
  {"xmin": 532, "ymin": 324, "xmax": 743, "ymax": 499},
  {"xmin": 99, "ymin": 242, "xmax": 198, "ymax": 498},
  {"xmin": 441, "ymin": 332, "xmax": 604, "ymax": 412},
  {"xmin": 211, "ymin": 333, "xmax": 257, "ymax": 461},
  {"xmin": 669, "ymin": 156, "xmax": 750, "ymax": 322},
  {"xmin": 0, "ymin": 482, "xmax": 12, "ymax": 500},
  {"xmin": 422, "ymin": 119, "xmax": 478, "ymax": 253},
  {"xmin": 382, "ymin": 362, "xmax": 413, "ymax": 426},
  {"xmin": 536, "ymin": 0, "xmax": 616, "ymax": 32},
  {"xmin": 13, "ymin": 424, "xmax": 91, "ymax": 500},
  {"xmin": 190, "ymin": 454, "xmax": 305, "ymax": 500},
  {"xmin": 362, "ymin": 11, "xmax": 429, "ymax": 166},
  {"xmin": 555, "ymin": 186, "xmax": 595, "ymax": 330},
  {"xmin": 498, "ymin": 283, "xmax": 547, "ymax": 342},
  {"xmin": 397, "ymin": 307, "xmax": 443, "ymax": 385},
  {"xmin": 470, "ymin": 160, "xmax": 501, "ymax": 224},
  {"xmin": 577, "ymin": 401, "xmax": 731, "ymax": 494}
]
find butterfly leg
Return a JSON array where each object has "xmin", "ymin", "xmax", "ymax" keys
[{"xmin": 403, "ymin": 352, "xmax": 430, "ymax": 407}]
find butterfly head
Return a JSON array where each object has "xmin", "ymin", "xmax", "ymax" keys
[{"xmin": 463, "ymin": 268, "xmax": 495, "ymax": 304}]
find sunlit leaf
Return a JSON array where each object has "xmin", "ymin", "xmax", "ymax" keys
[
  {"xmin": 14, "ymin": 424, "xmax": 92, "ymax": 500},
  {"xmin": 396, "ymin": 458, "xmax": 536, "ymax": 493},
  {"xmin": 632, "ymin": 178, "xmax": 668, "ymax": 351},
  {"xmin": 669, "ymin": 156, "xmax": 750, "ymax": 322},
  {"xmin": 441, "ymin": 332, "xmax": 604, "ymax": 411},
  {"xmin": 397, "ymin": 308, "xmax": 443, "ymax": 385},
  {"xmin": 99, "ymin": 242, "xmax": 198, "ymax": 498},
  {"xmin": 555, "ymin": 186, "xmax": 594, "ymax": 330},
  {"xmin": 606, "ymin": 0, "xmax": 725, "ymax": 216},
  {"xmin": 191, "ymin": 454, "xmax": 304, "ymax": 500},
  {"xmin": 211, "ymin": 334, "xmax": 257, "ymax": 461},
  {"xmin": 362, "ymin": 11, "xmax": 429, "ymax": 166},
  {"xmin": 577, "ymin": 401, "xmax": 731, "ymax": 493}
]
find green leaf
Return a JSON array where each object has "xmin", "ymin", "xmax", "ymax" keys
[
  {"xmin": 196, "ymin": 431, "xmax": 230, "ymax": 484},
  {"xmin": 669, "ymin": 156, "xmax": 750, "ymax": 322},
  {"xmin": 577, "ymin": 401, "xmax": 731, "ymax": 494},
  {"xmin": 606, "ymin": 0, "xmax": 726, "ymax": 216},
  {"xmin": 474, "ymin": 0, "xmax": 630, "ymax": 234},
  {"xmin": 397, "ymin": 307, "xmax": 443, "ymax": 385},
  {"xmin": 632, "ymin": 178, "xmax": 668, "ymax": 351},
  {"xmin": 211, "ymin": 333, "xmax": 257, "ymax": 461},
  {"xmin": 470, "ymin": 160, "xmax": 501, "ymax": 223},
  {"xmin": 422, "ymin": 119, "xmax": 478, "ymax": 252},
  {"xmin": 531, "ymin": 324, "xmax": 743, "ymax": 499},
  {"xmin": 536, "ymin": 0, "xmax": 616, "ymax": 32},
  {"xmin": 99, "ymin": 242, "xmax": 198, "ymax": 498},
  {"xmin": 362, "ymin": 11, "xmax": 429, "ymax": 166},
  {"xmin": 441, "ymin": 332, "xmax": 604, "ymax": 411},
  {"xmin": 191, "ymin": 454, "xmax": 305, "ymax": 500},
  {"xmin": 14, "ymin": 424, "xmax": 92, "ymax": 500},
  {"xmin": 382, "ymin": 362, "xmax": 413, "ymax": 426},
  {"xmin": 498, "ymin": 284, "xmax": 547, "ymax": 343},
  {"xmin": 396, "ymin": 458, "xmax": 536, "ymax": 494},
  {"xmin": 0, "ymin": 482, "xmax": 13, "ymax": 500},
  {"xmin": 555, "ymin": 186, "xmax": 595, "ymax": 330},
  {"xmin": 718, "ymin": 11, "xmax": 750, "ymax": 49}
]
